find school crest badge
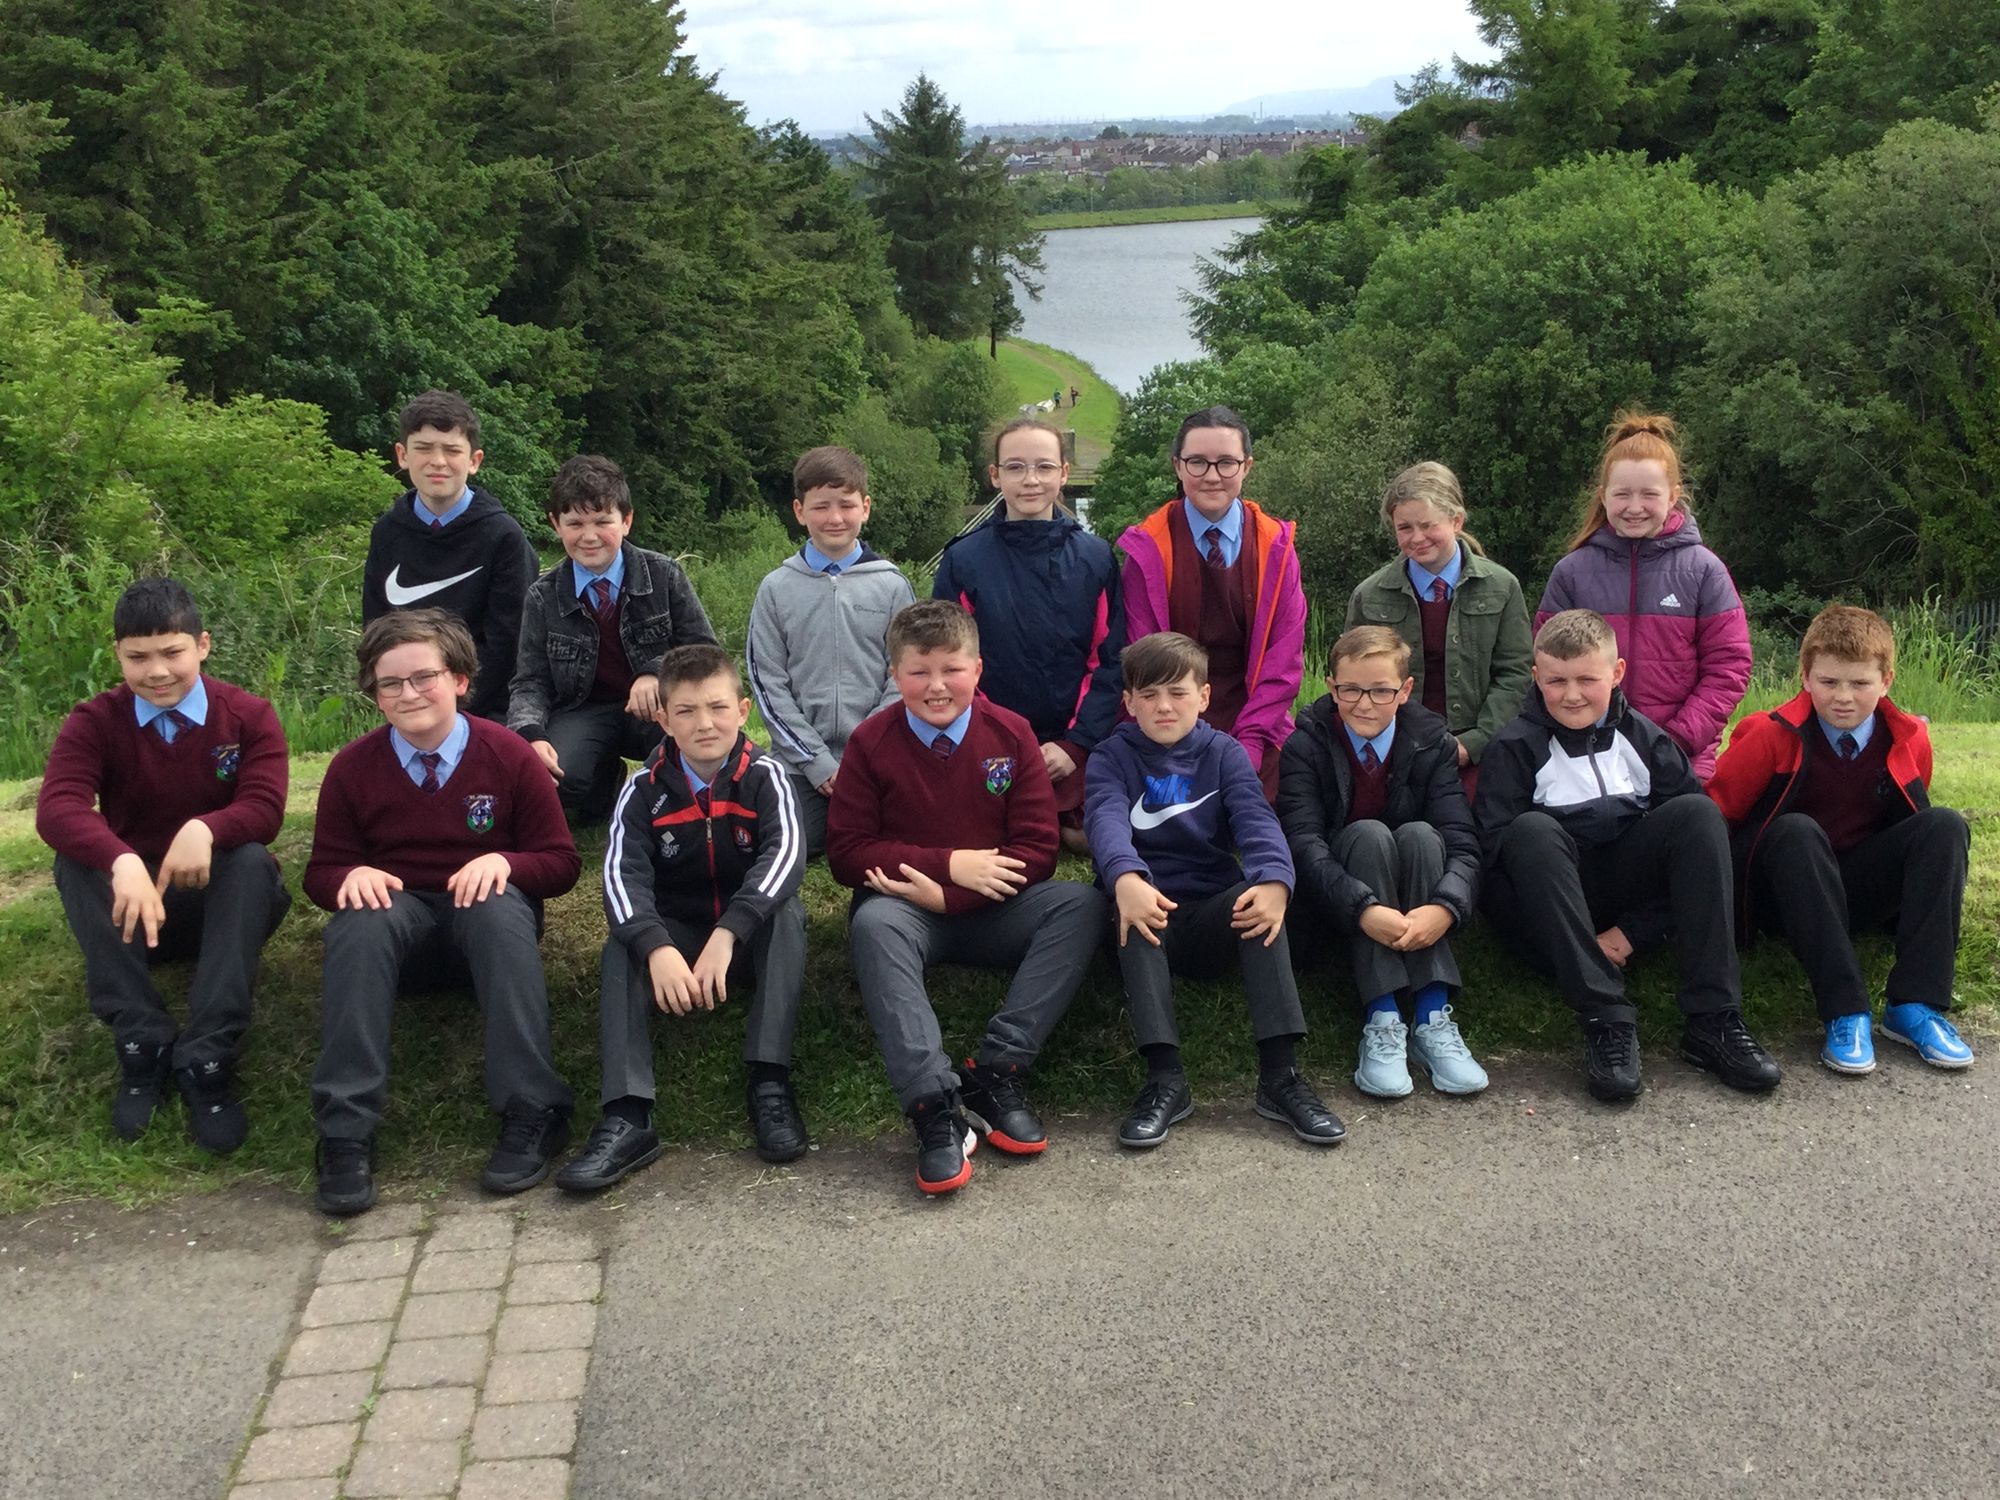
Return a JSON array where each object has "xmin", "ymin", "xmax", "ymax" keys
[
  {"xmin": 734, "ymin": 825, "xmax": 753, "ymax": 851},
  {"xmin": 982, "ymin": 756, "xmax": 1015, "ymax": 795},
  {"xmin": 463, "ymin": 794, "xmax": 496, "ymax": 834},
  {"xmin": 211, "ymin": 743, "xmax": 241, "ymax": 782}
]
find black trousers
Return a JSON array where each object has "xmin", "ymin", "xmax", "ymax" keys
[
  {"xmin": 547, "ymin": 702, "xmax": 663, "ymax": 822},
  {"xmin": 1482, "ymin": 796, "xmax": 1740, "ymax": 1025},
  {"xmin": 1753, "ymin": 808, "xmax": 1969, "ymax": 1019},
  {"xmin": 1115, "ymin": 883, "xmax": 1306, "ymax": 1050},
  {"xmin": 54, "ymin": 846, "xmax": 290, "ymax": 1071}
]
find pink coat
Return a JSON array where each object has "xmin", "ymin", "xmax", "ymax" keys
[{"xmin": 1536, "ymin": 510, "xmax": 1751, "ymax": 779}]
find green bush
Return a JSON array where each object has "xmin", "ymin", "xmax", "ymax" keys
[{"xmin": 832, "ymin": 393, "xmax": 968, "ymax": 563}]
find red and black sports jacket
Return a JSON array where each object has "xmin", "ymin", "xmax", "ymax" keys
[{"xmin": 1706, "ymin": 688, "xmax": 1932, "ymax": 934}]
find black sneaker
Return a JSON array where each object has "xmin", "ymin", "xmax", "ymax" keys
[
  {"xmin": 176, "ymin": 1059, "xmax": 249, "ymax": 1155},
  {"xmin": 909, "ymin": 1092, "xmax": 976, "ymax": 1195},
  {"xmin": 959, "ymin": 1058, "xmax": 1046, "ymax": 1156},
  {"xmin": 315, "ymin": 1136, "xmax": 377, "ymax": 1217},
  {"xmin": 554, "ymin": 1116, "xmax": 662, "ymax": 1193},
  {"xmin": 1253, "ymin": 1069, "xmax": 1346, "ymax": 1145},
  {"xmin": 481, "ymin": 1100, "xmax": 571, "ymax": 1195},
  {"xmin": 747, "ymin": 1079, "xmax": 809, "ymax": 1164},
  {"xmin": 1681, "ymin": 1010, "xmax": 1782, "ymax": 1092},
  {"xmin": 1118, "ymin": 1074, "xmax": 1193, "ymax": 1149},
  {"xmin": 1582, "ymin": 1017, "xmax": 1643, "ymax": 1101},
  {"xmin": 111, "ymin": 1039, "xmax": 173, "ymax": 1141}
]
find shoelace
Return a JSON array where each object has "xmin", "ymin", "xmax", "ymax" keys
[
  {"xmin": 1267, "ymin": 1071, "xmax": 1326, "ymax": 1116},
  {"xmin": 972, "ymin": 1068, "xmax": 1027, "ymax": 1117},
  {"xmin": 1589, "ymin": 1025, "xmax": 1637, "ymax": 1069},
  {"xmin": 318, "ymin": 1138, "xmax": 370, "ymax": 1172},
  {"xmin": 749, "ymin": 1085, "xmax": 795, "ymax": 1127},
  {"xmin": 1829, "ymin": 1015, "xmax": 1868, "ymax": 1051},
  {"xmin": 494, "ymin": 1108, "xmax": 553, "ymax": 1155},
  {"xmin": 1361, "ymin": 1021, "xmax": 1407, "ymax": 1063},
  {"xmin": 1131, "ymin": 1077, "xmax": 1184, "ymax": 1114},
  {"xmin": 1416, "ymin": 1012, "xmax": 1473, "ymax": 1060},
  {"xmin": 915, "ymin": 1104, "xmax": 965, "ymax": 1152}
]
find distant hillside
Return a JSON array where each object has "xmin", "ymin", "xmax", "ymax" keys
[{"xmin": 1218, "ymin": 78, "xmax": 1404, "ymax": 119}]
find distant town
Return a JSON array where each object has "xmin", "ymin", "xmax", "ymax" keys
[{"xmin": 998, "ymin": 127, "xmax": 1368, "ymax": 180}]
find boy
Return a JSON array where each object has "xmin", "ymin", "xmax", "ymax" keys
[
  {"xmin": 508, "ymin": 454, "xmax": 715, "ymax": 823},
  {"xmin": 306, "ymin": 609, "xmax": 581, "ymax": 1216},
  {"xmin": 1116, "ymin": 405, "xmax": 1305, "ymax": 802},
  {"xmin": 557, "ymin": 644, "xmax": 809, "ymax": 1191},
  {"xmin": 36, "ymin": 578, "xmax": 290, "ymax": 1153},
  {"xmin": 1476, "ymin": 609, "xmax": 1780, "ymax": 1102},
  {"xmin": 362, "ymin": 390, "xmax": 537, "ymax": 722},
  {"xmin": 1277, "ymin": 626, "xmax": 1487, "ymax": 1099},
  {"xmin": 746, "ymin": 445, "xmax": 913, "ymax": 858},
  {"xmin": 1708, "ymin": 605, "xmax": 1973, "ymax": 1074},
  {"xmin": 828, "ymin": 599, "xmax": 1106, "ymax": 1194},
  {"xmin": 1085, "ymin": 632, "xmax": 1343, "ymax": 1150}
]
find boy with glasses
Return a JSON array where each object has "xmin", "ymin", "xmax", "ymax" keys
[
  {"xmin": 307, "ymin": 609, "xmax": 581, "ymax": 1216},
  {"xmin": 1115, "ymin": 405, "xmax": 1305, "ymax": 802},
  {"xmin": 1277, "ymin": 626, "xmax": 1488, "ymax": 1099}
]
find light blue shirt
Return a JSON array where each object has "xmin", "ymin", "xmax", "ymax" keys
[
  {"xmin": 1818, "ymin": 712, "xmax": 1877, "ymax": 755},
  {"xmin": 572, "ymin": 550, "xmax": 627, "ymax": 602},
  {"xmin": 803, "ymin": 541, "xmax": 863, "ymax": 574},
  {"xmin": 1342, "ymin": 719, "xmax": 1396, "ymax": 764},
  {"xmin": 134, "ymin": 677, "xmax": 209, "ymax": 741},
  {"xmin": 413, "ymin": 488, "xmax": 474, "ymax": 527},
  {"xmin": 1181, "ymin": 498, "xmax": 1244, "ymax": 568},
  {"xmin": 904, "ymin": 706, "xmax": 972, "ymax": 752},
  {"xmin": 1406, "ymin": 544, "xmax": 1465, "ymax": 600},
  {"xmin": 390, "ymin": 715, "xmax": 471, "ymax": 788},
  {"xmin": 680, "ymin": 754, "xmax": 714, "ymax": 797}
]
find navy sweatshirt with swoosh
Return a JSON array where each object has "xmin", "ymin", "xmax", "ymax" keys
[
  {"xmin": 1083, "ymin": 719, "xmax": 1294, "ymax": 900},
  {"xmin": 362, "ymin": 487, "xmax": 537, "ymax": 720}
]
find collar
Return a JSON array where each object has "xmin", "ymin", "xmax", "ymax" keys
[
  {"xmin": 413, "ymin": 487, "xmax": 474, "ymax": 527},
  {"xmin": 390, "ymin": 713, "xmax": 470, "ymax": 773},
  {"xmin": 1342, "ymin": 717, "xmax": 1395, "ymax": 762},
  {"xmin": 679, "ymin": 751, "xmax": 719, "ymax": 796},
  {"xmin": 134, "ymin": 676, "xmax": 209, "ymax": 730},
  {"xmin": 1181, "ymin": 497, "xmax": 1242, "ymax": 545},
  {"xmin": 1406, "ymin": 544, "xmax": 1465, "ymax": 598},
  {"xmin": 572, "ymin": 549, "xmax": 627, "ymax": 598},
  {"xmin": 904, "ymin": 705, "xmax": 972, "ymax": 749},
  {"xmin": 803, "ymin": 541, "xmax": 863, "ymax": 573},
  {"xmin": 1817, "ymin": 711, "xmax": 1877, "ymax": 754}
]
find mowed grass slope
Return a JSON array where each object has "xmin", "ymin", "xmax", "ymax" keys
[
  {"xmin": 0, "ymin": 724, "xmax": 1995, "ymax": 1212},
  {"xmin": 984, "ymin": 337, "xmax": 1121, "ymax": 473}
]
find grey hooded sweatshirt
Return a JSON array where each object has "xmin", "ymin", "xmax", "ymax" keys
[{"xmin": 744, "ymin": 546, "xmax": 914, "ymax": 787}]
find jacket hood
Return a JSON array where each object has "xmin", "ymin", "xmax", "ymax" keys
[
  {"xmin": 948, "ymin": 510, "xmax": 1086, "ymax": 557},
  {"xmin": 1583, "ymin": 507, "xmax": 1702, "ymax": 559},
  {"xmin": 1520, "ymin": 684, "xmax": 1634, "ymax": 748},
  {"xmin": 777, "ymin": 545, "xmax": 899, "ymax": 578},
  {"xmin": 1107, "ymin": 717, "xmax": 1224, "ymax": 764}
]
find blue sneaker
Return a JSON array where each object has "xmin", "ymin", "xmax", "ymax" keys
[
  {"xmin": 1821, "ymin": 1012, "xmax": 1875, "ymax": 1075},
  {"xmin": 1410, "ymin": 1006, "xmax": 1490, "ymax": 1095},
  {"xmin": 1354, "ymin": 1013, "xmax": 1413, "ymax": 1098},
  {"xmin": 1880, "ymin": 1003, "xmax": 1975, "ymax": 1069}
]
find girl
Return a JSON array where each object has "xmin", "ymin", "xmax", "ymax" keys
[
  {"xmin": 1345, "ymin": 461, "xmax": 1532, "ymax": 799},
  {"xmin": 1537, "ymin": 410, "xmax": 1751, "ymax": 780},
  {"xmin": 932, "ymin": 418, "xmax": 1124, "ymax": 852}
]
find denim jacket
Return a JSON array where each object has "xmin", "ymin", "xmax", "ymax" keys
[{"xmin": 507, "ymin": 543, "xmax": 715, "ymax": 742}]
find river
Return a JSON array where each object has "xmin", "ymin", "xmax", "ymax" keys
[{"xmin": 1016, "ymin": 216, "xmax": 1263, "ymax": 395}]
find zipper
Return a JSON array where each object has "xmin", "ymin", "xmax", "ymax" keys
[
  {"xmin": 704, "ymin": 804, "xmax": 721, "ymax": 921},
  {"xmin": 1626, "ymin": 540, "xmax": 1641, "ymax": 678}
]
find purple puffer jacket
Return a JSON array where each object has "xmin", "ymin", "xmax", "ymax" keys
[{"xmin": 1535, "ymin": 510, "xmax": 1750, "ymax": 780}]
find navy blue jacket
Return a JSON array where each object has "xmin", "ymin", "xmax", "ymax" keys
[
  {"xmin": 933, "ymin": 511, "xmax": 1125, "ymax": 750},
  {"xmin": 1084, "ymin": 719, "xmax": 1294, "ymax": 901}
]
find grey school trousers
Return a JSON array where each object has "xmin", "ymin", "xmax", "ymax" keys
[
  {"xmin": 312, "ymin": 886, "xmax": 573, "ymax": 1141},
  {"xmin": 787, "ymin": 772, "xmax": 830, "ymax": 861},
  {"xmin": 1116, "ymin": 882, "xmax": 1306, "ymax": 1049},
  {"xmin": 54, "ymin": 845, "xmax": 290, "ymax": 1072},
  {"xmin": 595, "ymin": 897, "xmax": 807, "ymax": 1104},
  {"xmin": 547, "ymin": 703, "xmax": 662, "ymax": 823},
  {"xmin": 1324, "ymin": 821, "xmax": 1461, "ymax": 1004},
  {"xmin": 848, "ymin": 880, "xmax": 1108, "ymax": 1110}
]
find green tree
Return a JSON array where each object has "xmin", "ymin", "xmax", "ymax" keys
[{"xmin": 1789, "ymin": 0, "xmax": 2000, "ymax": 165}]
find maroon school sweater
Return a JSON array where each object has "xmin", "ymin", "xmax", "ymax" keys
[
  {"xmin": 36, "ymin": 677, "xmax": 289, "ymax": 868},
  {"xmin": 304, "ymin": 716, "xmax": 580, "ymax": 910},
  {"xmin": 1789, "ymin": 718, "xmax": 1895, "ymax": 853},
  {"xmin": 1340, "ymin": 730, "xmax": 1391, "ymax": 825},
  {"xmin": 826, "ymin": 699, "xmax": 1058, "ymax": 916}
]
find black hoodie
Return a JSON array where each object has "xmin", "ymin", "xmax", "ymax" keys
[{"xmin": 362, "ymin": 488, "xmax": 537, "ymax": 720}]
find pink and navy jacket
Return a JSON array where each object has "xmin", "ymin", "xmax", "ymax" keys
[
  {"xmin": 1116, "ymin": 497, "xmax": 1307, "ymax": 766},
  {"xmin": 1535, "ymin": 510, "xmax": 1750, "ymax": 780},
  {"xmin": 932, "ymin": 510, "xmax": 1125, "ymax": 750}
]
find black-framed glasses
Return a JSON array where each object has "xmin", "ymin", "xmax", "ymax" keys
[
  {"xmin": 1176, "ymin": 455, "xmax": 1244, "ymax": 478},
  {"xmin": 375, "ymin": 669, "xmax": 447, "ymax": 698},
  {"xmin": 1331, "ymin": 684, "xmax": 1401, "ymax": 705},
  {"xmin": 997, "ymin": 461, "xmax": 1064, "ymax": 479}
]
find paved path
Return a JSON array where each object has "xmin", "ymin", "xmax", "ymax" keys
[{"xmin": 4, "ymin": 1045, "xmax": 1997, "ymax": 1498}]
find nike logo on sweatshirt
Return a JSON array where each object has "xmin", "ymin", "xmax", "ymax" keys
[
  {"xmin": 1129, "ymin": 789, "xmax": 1218, "ymax": 830},
  {"xmin": 384, "ymin": 565, "xmax": 483, "ymax": 606}
]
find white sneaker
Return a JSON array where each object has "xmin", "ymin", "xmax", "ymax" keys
[
  {"xmin": 1410, "ymin": 1006, "xmax": 1490, "ymax": 1095},
  {"xmin": 1354, "ymin": 1013, "xmax": 1413, "ymax": 1098}
]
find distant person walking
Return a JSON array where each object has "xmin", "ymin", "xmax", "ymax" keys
[
  {"xmin": 1070, "ymin": 385, "xmax": 1081, "ymax": 408},
  {"xmin": 1053, "ymin": 387, "xmax": 1063, "ymax": 409}
]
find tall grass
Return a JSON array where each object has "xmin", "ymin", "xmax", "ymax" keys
[{"xmin": 1741, "ymin": 597, "xmax": 2000, "ymax": 720}]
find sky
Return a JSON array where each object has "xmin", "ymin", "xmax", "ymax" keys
[{"xmin": 677, "ymin": 0, "xmax": 1493, "ymax": 135}]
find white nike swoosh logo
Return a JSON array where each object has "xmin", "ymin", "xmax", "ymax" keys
[
  {"xmin": 384, "ymin": 564, "xmax": 483, "ymax": 606},
  {"xmin": 1129, "ymin": 790, "xmax": 1218, "ymax": 830}
]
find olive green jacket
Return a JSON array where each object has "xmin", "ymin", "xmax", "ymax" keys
[{"xmin": 1344, "ymin": 549, "xmax": 1533, "ymax": 763}]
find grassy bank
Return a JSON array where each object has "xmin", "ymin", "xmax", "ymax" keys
[
  {"xmin": 0, "ymin": 718, "xmax": 1993, "ymax": 1213},
  {"xmin": 1029, "ymin": 201, "xmax": 1283, "ymax": 231},
  {"xmin": 985, "ymin": 338, "xmax": 1122, "ymax": 473}
]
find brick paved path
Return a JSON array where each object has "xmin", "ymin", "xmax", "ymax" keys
[{"xmin": 231, "ymin": 1204, "xmax": 602, "ymax": 1499}]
